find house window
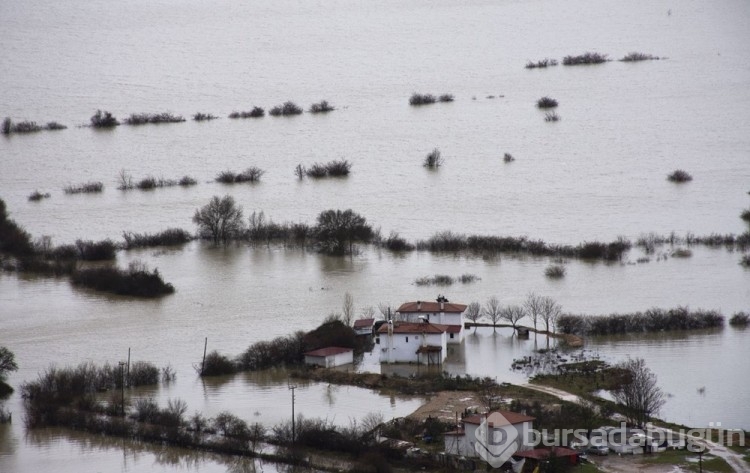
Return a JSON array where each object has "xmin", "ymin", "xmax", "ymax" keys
[
  {"xmin": 405, "ymin": 336, "xmax": 409, "ymax": 343},
  {"xmin": 450, "ymin": 333, "xmax": 454, "ymax": 339}
]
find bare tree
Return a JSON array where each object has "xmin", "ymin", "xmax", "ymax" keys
[
  {"xmin": 500, "ymin": 305, "xmax": 527, "ymax": 332},
  {"xmin": 192, "ymin": 195, "xmax": 244, "ymax": 244},
  {"xmin": 612, "ymin": 358, "xmax": 666, "ymax": 428},
  {"xmin": 342, "ymin": 292, "xmax": 355, "ymax": 326},
  {"xmin": 482, "ymin": 296, "xmax": 503, "ymax": 330},
  {"xmin": 377, "ymin": 302, "xmax": 392, "ymax": 321},
  {"xmin": 540, "ymin": 296, "xmax": 562, "ymax": 333},
  {"xmin": 465, "ymin": 302, "xmax": 481, "ymax": 331},
  {"xmin": 360, "ymin": 306, "xmax": 376, "ymax": 319},
  {"xmin": 524, "ymin": 292, "xmax": 544, "ymax": 331}
]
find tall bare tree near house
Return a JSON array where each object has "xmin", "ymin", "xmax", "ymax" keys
[
  {"xmin": 377, "ymin": 302, "xmax": 392, "ymax": 321},
  {"xmin": 500, "ymin": 305, "xmax": 526, "ymax": 333},
  {"xmin": 342, "ymin": 292, "xmax": 355, "ymax": 326},
  {"xmin": 524, "ymin": 292, "xmax": 544, "ymax": 331},
  {"xmin": 540, "ymin": 296, "xmax": 562, "ymax": 333},
  {"xmin": 360, "ymin": 306, "xmax": 376, "ymax": 319},
  {"xmin": 483, "ymin": 296, "xmax": 503, "ymax": 331},
  {"xmin": 612, "ymin": 358, "xmax": 666, "ymax": 428},
  {"xmin": 465, "ymin": 302, "xmax": 481, "ymax": 331}
]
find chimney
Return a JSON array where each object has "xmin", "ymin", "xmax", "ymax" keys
[
  {"xmin": 417, "ymin": 300, "xmax": 421, "ymax": 311},
  {"xmin": 440, "ymin": 300, "xmax": 444, "ymax": 311}
]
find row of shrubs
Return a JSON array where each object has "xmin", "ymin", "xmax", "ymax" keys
[
  {"xmin": 200, "ymin": 320, "xmax": 362, "ymax": 376},
  {"xmin": 557, "ymin": 307, "xmax": 727, "ymax": 336},
  {"xmin": 635, "ymin": 231, "xmax": 750, "ymax": 252},
  {"xmin": 295, "ymin": 159, "xmax": 351, "ymax": 179},
  {"xmin": 414, "ymin": 273, "xmax": 479, "ymax": 286},
  {"xmin": 409, "ymin": 93, "xmax": 454, "ymax": 106},
  {"xmin": 2, "ymin": 117, "xmax": 66, "ymax": 134},
  {"xmin": 525, "ymin": 52, "xmax": 660, "ymax": 69},
  {"xmin": 70, "ymin": 261, "xmax": 175, "ymax": 297}
]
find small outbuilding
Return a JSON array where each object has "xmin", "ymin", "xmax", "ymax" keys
[
  {"xmin": 353, "ymin": 318, "xmax": 376, "ymax": 336},
  {"xmin": 303, "ymin": 346, "xmax": 354, "ymax": 368}
]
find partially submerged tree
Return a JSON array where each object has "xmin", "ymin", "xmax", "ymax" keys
[
  {"xmin": 314, "ymin": 209, "xmax": 373, "ymax": 255},
  {"xmin": 342, "ymin": 292, "xmax": 355, "ymax": 326},
  {"xmin": 524, "ymin": 292, "xmax": 543, "ymax": 331},
  {"xmin": 500, "ymin": 305, "xmax": 526, "ymax": 332},
  {"xmin": 193, "ymin": 195, "xmax": 244, "ymax": 244},
  {"xmin": 465, "ymin": 302, "xmax": 481, "ymax": 331},
  {"xmin": 482, "ymin": 296, "xmax": 503, "ymax": 330},
  {"xmin": 0, "ymin": 346, "xmax": 18, "ymax": 397},
  {"xmin": 540, "ymin": 296, "xmax": 561, "ymax": 333},
  {"xmin": 611, "ymin": 358, "xmax": 666, "ymax": 428}
]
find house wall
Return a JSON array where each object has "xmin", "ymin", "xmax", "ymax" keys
[
  {"xmin": 379, "ymin": 331, "xmax": 447, "ymax": 364},
  {"xmin": 332, "ymin": 350, "xmax": 354, "ymax": 367},
  {"xmin": 398, "ymin": 311, "xmax": 465, "ymax": 344},
  {"xmin": 444, "ymin": 434, "xmax": 473, "ymax": 457},
  {"xmin": 460, "ymin": 421, "xmax": 534, "ymax": 459}
]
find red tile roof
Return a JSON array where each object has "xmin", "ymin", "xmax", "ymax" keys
[
  {"xmin": 353, "ymin": 318, "xmax": 375, "ymax": 328},
  {"xmin": 376, "ymin": 321, "xmax": 449, "ymax": 334},
  {"xmin": 397, "ymin": 301, "xmax": 467, "ymax": 313},
  {"xmin": 514, "ymin": 447, "xmax": 578, "ymax": 460},
  {"xmin": 444, "ymin": 324, "xmax": 462, "ymax": 333},
  {"xmin": 304, "ymin": 346, "xmax": 353, "ymax": 357},
  {"xmin": 462, "ymin": 410, "xmax": 535, "ymax": 426}
]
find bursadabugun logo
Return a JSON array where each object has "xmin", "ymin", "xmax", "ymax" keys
[{"xmin": 475, "ymin": 412, "xmax": 519, "ymax": 468}]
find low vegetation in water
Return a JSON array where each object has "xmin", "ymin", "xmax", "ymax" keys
[
  {"xmin": 636, "ymin": 231, "xmax": 750, "ymax": 251},
  {"xmin": 423, "ymin": 148, "xmax": 443, "ymax": 168},
  {"xmin": 671, "ymin": 247, "xmax": 692, "ymax": 258},
  {"xmin": 228, "ymin": 107, "xmax": 265, "ymax": 118},
  {"xmin": 563, "ymin": 52, "xmax": 609, "ymax": 65},
  {"xmin": 415, "ymin": 274, "xmax": 454, "ymax": 286},
  {"xmin": 90, "ymin": 110, "xmax": 120, "ymax": 128},
  {"xmin": 740, "ymin": 208, "xmax": 750, "ymax": 223},
  {"xmin": 741, "ymin": 254, "xmax": 750, "ymax": 267},
  {"xmin": 122, "ymin": 228, "xmax": 192, "ymax": 249},
  {"xmin": 71, "ymin": 260, "xmax": 175, "ymax": 297},
  {"xmin": 124, "ymin": 112, "xmax": 185, "ymax": 125},
  {"xmin": 193, "ymin": 112, "xmax": 218, "ymax": 121},
  {"xmin": 27, "ymin": 191, "xmax": 51, "ymax": 201},
  {"xmin": 1, "ymin": 118, "xmax": 43, "ymax": 134},
  {"xmin": 75, "ymin": 239, "xmax": 117, "ymax": 260},
  {"xmin": 545, "ymin": 264, "xmax": 566, "ymax": 278},
  {"xmin": 503, "ymin": 153, "xmax": 515, "ymax": 162},
  {"xmin": 63, "ymin": 181, "xmax": 104, "ymax": 194},
  {"xmin": 667, "ymin": 169, "xmax": 693, "ymax": 182},
  {"xmin": 269, "ymin": 101, "xmax": 303, "ymax": 116},
  {"xmin": 409, "ymin": 93, "xmax": 437, "ymax": 106},
  {"xmin": 525, "ymin": 58, "xmax": 558, "ymax": 69},
  {"xmin": 308, "ymin": 100, "xmax": 335, "ymax": 113},
  {"xmin": 298, "ymin": 159, "xmax": 351, "ymax": 179},
  {"xmin": 378, "ymin": 231, "xmax": 414, "ymax": 251},
  {"xmin": 545, "ymin": 111, "xmax": 561, "ymax": 122},
  {"xmin": 179, "ymin": 176, "xmax": 197, "ymax": 186},
  {"xmin": 438, "ymin": 94, "xmax": 455, "ymax": 102},
  {"xmin": 620, "ymin": 52, "xmax": 661, "ymax": 62},
  {"xmin": 729, "ymin": 312, "xmax": 749, "ymax": 326},
  {"xmin": 537, "ymin": 96, "xmax": 558, "ymax": 108},
  {"xmin": 216, "ymin": 167, "xmax": 265, "ymax": 183},
  {"xmin": 558, "ymin": 307, "xmax": 725, "ymax": 336}
]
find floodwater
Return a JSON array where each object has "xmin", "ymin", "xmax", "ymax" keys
[{"xmin": 2, "ymin": 0, "xmax": 750, "ymax": 471}]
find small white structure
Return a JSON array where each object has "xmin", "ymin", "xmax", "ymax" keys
[
  {"xmin": 352, "ymin": 318, "xmax": 376, "ymax": 336},
  {"xmin": 395, "ymin": 296, "xmax": 467, "ymax": 344},
  {"xmin": 376, "ymin": 321, "xmax": 448, "ymax": 364},
  {"xmin": 303, "ymin": 347, "xmax": 353, "ymax": 368},
  {"xmin": 444, "ymin": 410, "xmax": 536, "ymax": 460}
]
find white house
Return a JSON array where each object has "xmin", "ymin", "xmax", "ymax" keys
[
  {"xmin": 352, "ymin": 318, "xmax": 376, "ymax": 336},
  {"xmin": 444, "ymin": 410, "xmax": 535, "ymax": 461},
  {"xmin": 395, "ymin": 296, "xmax": 467, "ymax": 344},
  {"xmin": 375, "ymin": 321, "xmax": 448, "ymax": 364},
  {"xmin": 303, "ymin": 347, "xmax": 354, "ymax": 368}
]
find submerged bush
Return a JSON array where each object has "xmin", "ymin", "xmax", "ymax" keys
[
  {"xmin": 71, "ymin": 261, "xmax": 174, "ymax": 297},
  {"xmin": 309, "ymin": 100, "xmax": 335, "ymax": 113},
  {"xmin": 124, "ymin": 112, "xmax": 185, "ymax": 125},
  {"xmin": 6, "ymin": 120, "xmax": 43, "ymax": 133},
  {"xmin": 1, "ymin": 117, "xmax": 10, "ymax": 135},
  {"xmin": 741, "ymin": 254, "xmax": 750, "ymax": 267},
  {"xmin": 381, "ymin": 231, "xmax": 414, "ymax": 251},
  {"xmin": 545, "ymin": 264, "xmax": 566, "ymax": 278},
  {"xmin": 545, "ymin": 112, "xmax": 560, "ymax": 122},
  {"xmin": 620, "ymin": 52, "xmax": 660, "ymax": 62},
  {"xmin": 229, "ymin": 107, "xmax": 265, "ymax": 119},
  {"xmin": 63, "ymin": 181, "xmax": 104, "ymax": 194},
  {"xmin": 324, "ymin": 159, "xmax": 350, "ymax": 176},
  {"xmin": 75, "ymin": 239, "xmax": 117, "ymax": 261},
  {"xmin": 90, "ymin": 110, "xmax": 119, "ymax": 128},
  {"xmin": 438, "ymin": 94, "xmax": 455, "ymax": 102},
  {"xmin": 193, "ymin": 112, "xmax": 218, "ymax": 121},
  {"xmin": 128, "ymin": 361, "xmax": 160, "ymax": 386},
  {"xmin": 45, "ymin": 121, "xmax": 67, "ymax": 130},
  {"xmin": 179, "ymin": 176, "xmax": 197, "ymax": 186},
  {"xmin": 729, "ymin": 312, "xmax": 749, "ymax": 327},
  {"xmin": 409, "ymin": 93, "xmax": 437, "ymax": 106},
  {"xmin": 503, "ymin": 153, "xmax": 515, "ymax": 163},
  {"xmin": 415, "ymin": 274, "xmax": 454, "ymax": 286},
  {"xmin": 667, "ymin": 169, "xmax": 693, "ymax": 182},
  {"xmin": 671, "ymin": 248, "xmax": 692, "ymax": 258},
  {"xmin": 28, "ymin": 191, "xmax": 51, "ymax": 201},
  {"xmin": 740, "ymin": 209, "xmax": 750, "ymax": 223},
  {"xmin": 525, "ymin": 58, "xmax": 558, "ymax": 69},
  {"xmin": 269, "ymin": 101, "xmax": 303, "ymax": 116},
  {"xmin": 199, "ymin": 351, "xmax": 237, "ymax": 377},
  {"xmin": 122, "ymin": 228, "xmax": 192, "ymax": 249},
  {"xmin": 537, "ymin": 96, "xmax": 558, "ymax": 109},
  {"xmin": 423, "ymin": 148, "xmax": 443, "ymax": 168},
  {"xmin": 216, "ymin": 167, "xmax": 265, "ymax": 183},
  {"xmin": 563, "ymin": 52, "xmax": 609, "ymax": 65}
]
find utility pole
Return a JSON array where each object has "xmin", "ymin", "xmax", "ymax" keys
[
  {"xmin": 289, "ymin": 384, "xmax": 297, "ymax": 447},
  {"xmin": 118, "ymin": 361, "xmax": 126, "ymax": 416}
]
